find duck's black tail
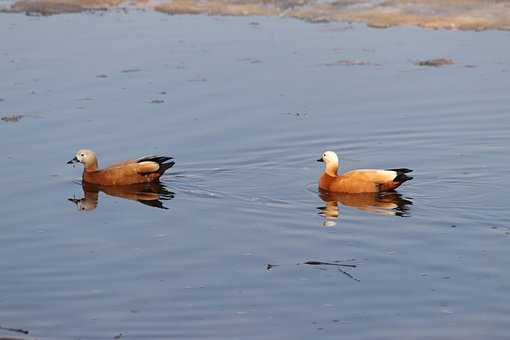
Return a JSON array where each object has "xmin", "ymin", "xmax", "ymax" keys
[
  {"xmin": 137, "ymin": 155, "xmax": 175, "ymax": 175},
  {"xmin": 388, "ymin": 168, "xmax": 413, "ymax": 184}
]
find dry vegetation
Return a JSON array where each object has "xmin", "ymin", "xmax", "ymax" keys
[
  {"xmin": 4, "ymin": 0, "xmax": 510, "ymax": 30},
  {"xmin": 8, "ymin": 0, "xmax": 123, "ymax": 15}
]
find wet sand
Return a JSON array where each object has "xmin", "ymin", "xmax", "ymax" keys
[{"xmin": 3, "ymin": 0, "xmax": 510, "ymax": 30}]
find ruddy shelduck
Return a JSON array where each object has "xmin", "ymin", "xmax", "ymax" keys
[
  {"xmin": 317, "ymin": 151, "xmax": 412, "ymax": 193},
  {"xmin": 68, "ymin": 149, "xmax": 174, "ymax": 186}
]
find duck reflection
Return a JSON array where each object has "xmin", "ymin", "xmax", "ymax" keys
[
  {"xmin": 318, "ymin": 189, "xmax": 412, "ymax": 226},
  {"xmin": 68, "ymin": 181, "xmax": 174, "ymax": 211}
]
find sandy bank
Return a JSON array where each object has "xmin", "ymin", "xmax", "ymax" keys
[
  {"xmin": 3, "ymin": 0, "xmax": 510, "ymax": 30},
  {"xmin": 6, "ymin": 0, "xmax": 122, "ymax": 15}
]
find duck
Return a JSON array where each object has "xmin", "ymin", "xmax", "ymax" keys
[
  {"xmin": 67, "ymin": 149, "xmax": 174, "ymax": 185},
  {"xmin": 317, "ymin": 150, "xmax": 412, "ymax": 193}
]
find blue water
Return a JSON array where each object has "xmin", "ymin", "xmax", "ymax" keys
[{"xmin": 1, "ymin": 12, "xmax": 510, "ymax": 340}]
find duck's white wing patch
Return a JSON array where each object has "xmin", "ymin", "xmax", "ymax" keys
[
  {"xmin": 344, "ymin": 169, "xmax": 397, "ymax": 183},
  {"xmin": 136, "ymin": 161, "xmax": 160, "ymax": 174},
  {"xmin": 373, "ymin": 170, "xmax": 397, "ymax": 182}
]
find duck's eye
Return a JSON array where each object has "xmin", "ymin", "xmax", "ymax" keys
[
  {"xmin": 323, "ymin": 154, "xmax": 326, "ymax": 157},
  {"xmin": 80, "ymin": 153, "xmax": 84, "ymax": 157}
]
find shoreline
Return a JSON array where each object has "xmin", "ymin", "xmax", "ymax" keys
[{"xmin": 2, "ymin": 0, "xmax": 510, "ymax": 31}]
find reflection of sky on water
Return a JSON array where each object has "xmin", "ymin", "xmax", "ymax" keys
[{"xmin": 1, "ymin": 10, "xmax": 510, "ymax": 340}]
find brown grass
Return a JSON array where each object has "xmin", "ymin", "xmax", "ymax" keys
[
  {"xmin": 155, "ymin": 0, "xmax": 278, "ymax": 16},
  {"xmin": 10, "ymin": 0, "xmax": 123, "ymax": 15},
  {"xmin": 153, "ymin": 0, "xmax": 510, "ymax": 30},
  {"xmin": 5, "ymin": 0, "xmax": 510, "ymax": 30},
  {"xmin": 291, "ymin": 1, "xmax": 510, "ymax": 30}
]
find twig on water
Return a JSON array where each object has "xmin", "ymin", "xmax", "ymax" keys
[
  {"xmin": 336, "ymin": 267, "xmax": 360, "ymax": 282},
  {"xmin": 0, "ymin": 325, "xmax": 29, "ymax": 335},
  {"xmin": 303, "ymin": 260, "xmax": 356, "ymax": 268},
  {"xmin": 266, "ymin": 264, "xmax": 280, "ymax": 270},
  {"xmin": 266, "ymin": 260, "xmax": 360, "ymax": 281},
  {"xmin": 303, "ymin": 260, "xmax": 359, "ymax": 281}
]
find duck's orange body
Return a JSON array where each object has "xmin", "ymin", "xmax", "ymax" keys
[
  {"xmin": 318, "ymin": 151, "xmax": 412, "ymax": 194},
  {"xmin": 68, "ymin": 149, "xmax": 174, "ymax": 186}
]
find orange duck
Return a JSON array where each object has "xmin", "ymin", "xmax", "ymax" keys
[
  {"xmin": 317, "ymin": 151, "xmax": 412, "ymax": 193},
  {"xmin": 67, "ymin": 149, "xmax": 174, "ymax": 185}
]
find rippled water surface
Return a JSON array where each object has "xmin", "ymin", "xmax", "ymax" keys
[{"xmin": 1, "ymin": 12, "xmax": 510, "ymax": 340}]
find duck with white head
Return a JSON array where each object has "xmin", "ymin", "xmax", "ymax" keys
[{"xmin": 317, "ymin": 150, "xmax": 412, "ymax": 193}]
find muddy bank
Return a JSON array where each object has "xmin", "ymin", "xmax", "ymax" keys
[
  {"xmin": 4, "ymin": 0, "xmax": 510, "ymax": 30},
  {"xmin": 5, "ymin": 0, "xmax": 122, "ymax": 15},
  {"xmin": 155, "ymin": 0, "xmax": 510, "ymax": 30}
]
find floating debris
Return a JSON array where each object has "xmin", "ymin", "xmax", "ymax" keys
[
  {"xmin": 266, "ymin": 263, "xmax": 279, "ymax": 270},
  {"xmin": 324, "ymin": 59, "xmax": 381, "ymax": 67},
  {"xmin": 96, "ymin": 74, "xmax": 108, "ymax": 78},
  {"xmin": 121, "ymin": 68, "xmax": 141, "ymax": 73},
  {"xmin": 237, "ymin": 57, "xmax": 262, "ymax": 64},
  {"xmin": 1, "ymin": 114, "xmax": 23, "ymax": 122},
  {"xmin": 303, "ymin": 260, "xmax": 356, "ymax": 268},
  {"xmin": 0, "ymin": 324, "xmax": 29, "ymax": 335},
  {"xmin": 188, "ymin": 77, "xmax": 207, "ymax": 82},
  {"xmin": 281, "ymin": 112, "xmax": 308, "ymax": 118},
  {"xmin": 267, "ymin": 260, "xmax": 359, "ymax": 281},
  {"xmin": 416, "ymin": 58, "xmax": 455, "ymax": 67}
]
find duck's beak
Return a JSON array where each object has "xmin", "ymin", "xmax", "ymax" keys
[
  {"xmin": 68, "ymin": 197, "xmax": 80, "ymax": 205},
  {"xmin": 67, "ymin": 156, "xmax": 78, "ymax": 164},
  {"xmin": 317, "ymin": 158, "xmax": 324, "ymax": 162}
]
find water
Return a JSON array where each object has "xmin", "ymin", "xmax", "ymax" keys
[{"xmin": 1, "ymin": 11, "xmax": 510, "ymax": 340}]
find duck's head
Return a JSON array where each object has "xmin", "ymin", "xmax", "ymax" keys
[
  {"xmin": 317, "ymin": 150, "xmax": 339, "ymax": 176},
  {"xmin": 67, "ymin": 149, "xmax": 98, "ymax": 169},
  {"xmin": 68, "ymin": 197, "xmax": 98, "ymax": 211}
]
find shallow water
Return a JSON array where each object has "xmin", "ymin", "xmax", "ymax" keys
[{"xmin": 1, "ymin": 12, "xmax": 510, "ymax": 340}]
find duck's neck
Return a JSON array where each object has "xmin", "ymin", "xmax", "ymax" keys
[
  {"xmin": 325, "ymin": 162, "xmax": 338, "ymax": 177},
  {"xmin": 84, "ymin": 157, "xmax": 98, "ymax": 171}
]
